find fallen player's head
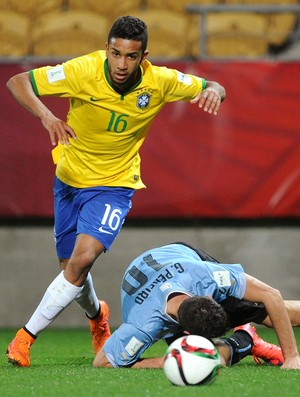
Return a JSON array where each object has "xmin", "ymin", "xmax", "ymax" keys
[{"xmin": 178, "ymin": 296, "xmax": 230, "ymax": 338}]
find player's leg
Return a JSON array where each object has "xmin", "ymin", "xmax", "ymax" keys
[
  {"xmin": 29, "ymin": 179, "xmax": 108, "ymax": 332},
  {"xmin": 6, "ymin": 233, "xmax": 107, "ymax": 367},
  {"xmin": 216, "ymin": 325, "xmax": 283, "ymax": 366},
  {"xmin": 64, "ymin": 234, "xmax": 111, "ymax": 354},
  {"xmin": 24, "ymin": 234, "xmax": 105, "ymax": 336},
  {"xmin": 54, "ymin": 182, "xmax": 131, "ymax": 354},
  {"xmin": 54, "ymin": 184, "xmax": 103, "ymax": 325},
  {"xmin": 69, "ymin": 186, "xmax": 134, "ymax": 354},
  {"xmin": 262, "ymin": 300, "xmax": 300, "ymax": 327},
  {"xmin": 59, "ymin": 256, "xmax": 109, "ymax": 348},
  {"xmin": 282, "ymin": 300, "xmax": 300, "ymax": 326},
  {"xmin": 6, "ymin": 185, "xmax": 134, "ymax": 365},
  {"xmin": 6, "ymin": 269, "xmax": 84, "ymax": 367},
  {"xmin": 220, "ymin": 298, "xmax": 284, "ymax": 365},
  {"xmin": 233, "ymin": 323, "xmax": 284, "ymax": 365},
  {"xmin": 69, "ymin": 261, "xmax": 110, "ymax": 354}
]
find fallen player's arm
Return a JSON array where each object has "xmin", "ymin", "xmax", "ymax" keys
[
  {"xmin": 243, "ymin": 274, "xmax": 300, "ymax": 369},
  {"xmin": 93, "ymin": 348, "xmax": 164, "ymax": 368}
]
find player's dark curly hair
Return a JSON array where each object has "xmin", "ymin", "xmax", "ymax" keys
[
  {"xmin": 178, "ymin": 296, "xmax": 231, "ymax": 338},
  {"xmin": 108, "ymin": 16, "xmax": 148, "ymax": 53}
]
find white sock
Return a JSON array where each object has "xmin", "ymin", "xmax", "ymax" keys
[
  {"xmin": 75, "ymin": 272, "xmax": 100, "ymax": 319},
  {"xmin": 25, "ymin": 271, "xmax": 83, "ymax": 336}
]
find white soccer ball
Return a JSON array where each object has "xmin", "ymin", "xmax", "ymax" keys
[{"xmin": 163, "ymin": 335, "xmax": 221, "ymax": 386}]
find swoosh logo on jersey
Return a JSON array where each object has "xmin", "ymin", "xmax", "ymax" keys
[
  {"xmin": 90, "ymin": 96, "xmax": 101, "ymax": 102},
  {"xmin": 98, "ymin": 226, "xmax": 113, "ymax": 235}
]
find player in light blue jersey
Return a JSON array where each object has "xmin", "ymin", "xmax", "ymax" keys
[{"xmin": 94, "ymin": 242, "xmax": 300, "ymax": 370}]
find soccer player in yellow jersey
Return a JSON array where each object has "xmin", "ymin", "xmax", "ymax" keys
[{"xmin": 6, "ymin": 16, "xmax": 226, "ymax": 367}]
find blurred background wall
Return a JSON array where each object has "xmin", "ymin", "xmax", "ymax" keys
[{"xmin": 1, "ymin": 223, "xmax": 300, "ymax": 328}]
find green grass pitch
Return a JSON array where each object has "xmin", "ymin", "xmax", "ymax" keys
[{"xmin": 1, "ymin": 327, "xmax": 300, "ymax": 397}]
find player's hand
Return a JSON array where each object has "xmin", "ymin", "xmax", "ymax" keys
[
  {"xmin": 281, "ymin": 355, "xmax": 300, "ymax": 370},
  {"xmin": 190, "ymin": 88, "xmax": 222, "ymax": 115},
  {"xmin": 41, "ymin": 114, "xmax": 77, "ymax": 146}
]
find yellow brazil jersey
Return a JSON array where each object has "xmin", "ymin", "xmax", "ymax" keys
[{"xmin": 30, "ymin": 50, "xmax": 206, "ymax": 189}]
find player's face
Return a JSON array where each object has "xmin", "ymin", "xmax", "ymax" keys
[{"xmin": 106, "ymin": 38, "xmax": 148, "ymax": 92}]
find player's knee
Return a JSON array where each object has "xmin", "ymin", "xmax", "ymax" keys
[
  {"xmin": 70, "ymin": 248, "xmax": 99, "ymax": 271},
  {"xmin": 64, "ymin": 256, "xmax": 94, "ymax": 285}
]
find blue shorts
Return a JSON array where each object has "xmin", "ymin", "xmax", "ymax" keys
[{"xmin": 53, "ymin": 177, "xmax": 135, "ymax": 258}]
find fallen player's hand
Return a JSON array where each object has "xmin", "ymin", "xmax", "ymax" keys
[{"xmin": 281, "ymin": 355, "xmax": 300, "ymax": 370}]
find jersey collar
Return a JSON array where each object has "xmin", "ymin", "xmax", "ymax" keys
[{"xmin": 104, "ymin": 59, "xmax": 142, "ymax": 97}]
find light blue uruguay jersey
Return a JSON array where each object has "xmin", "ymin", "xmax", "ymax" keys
[{"xmin": 104, "ymin": 243, "xmax": 247, "ymax": 367}]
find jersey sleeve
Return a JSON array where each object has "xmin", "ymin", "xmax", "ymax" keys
[
  {"xmin": 229, "ymin": 265, "xmax": 247, "ymax": 299},
  {"xmin": 156, "ymin": 66, "xmax": 206, "ymax": 103},
  {"xmin": 205, "ymin": 263, "xmax": 247, "ymax": 302},
  {"xmin": 103, "ymin": 323, "xmax": 154, "ymax": 367},
  {"xmin": 29, "ymin": 54, "xmax": 94, "ymax": 98}
]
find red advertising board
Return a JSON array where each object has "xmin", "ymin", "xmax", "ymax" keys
[{"xmin": 1, "ymin": 60, "xmax": 300, "ymax": 219}]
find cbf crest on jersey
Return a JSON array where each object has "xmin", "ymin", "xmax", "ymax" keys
[{"xmin": 137, "ymin": 93, "xmax": 151, "ymax": 109}]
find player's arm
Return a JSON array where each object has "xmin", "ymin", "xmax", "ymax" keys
[
  {"xmin": 6, "ymin": 71, "xmax": 76, "ymax": 146},
  {"xmin": 93, "ymin": 347, "xmax": 113, "ymax": 367},
  {"xmin": 129, "ymin": 357, "xmax": 165, "ymax": 368},
  {"xmin": 93, "ymin": 346, "xmax": 164, "ymax": 368},
  {"xmin": 190, "ymin": 80, "xmax": 226, "ymax": 115},
  {"xmin": 243, "ymin": 274, "xmax": 300, "ymax": 369}
]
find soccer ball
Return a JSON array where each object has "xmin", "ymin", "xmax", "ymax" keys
[{"xmin": 163, "ymin": 335, "xmax": 221, "ymax": 386}]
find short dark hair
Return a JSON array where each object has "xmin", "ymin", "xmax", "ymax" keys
[
  {"xmin": 178, "ymin": 296, "xmax": 230, "ymax": 338},
  {"xmin": 108, "ymin": 16, "xmax": 148, "ymax": 53}
]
